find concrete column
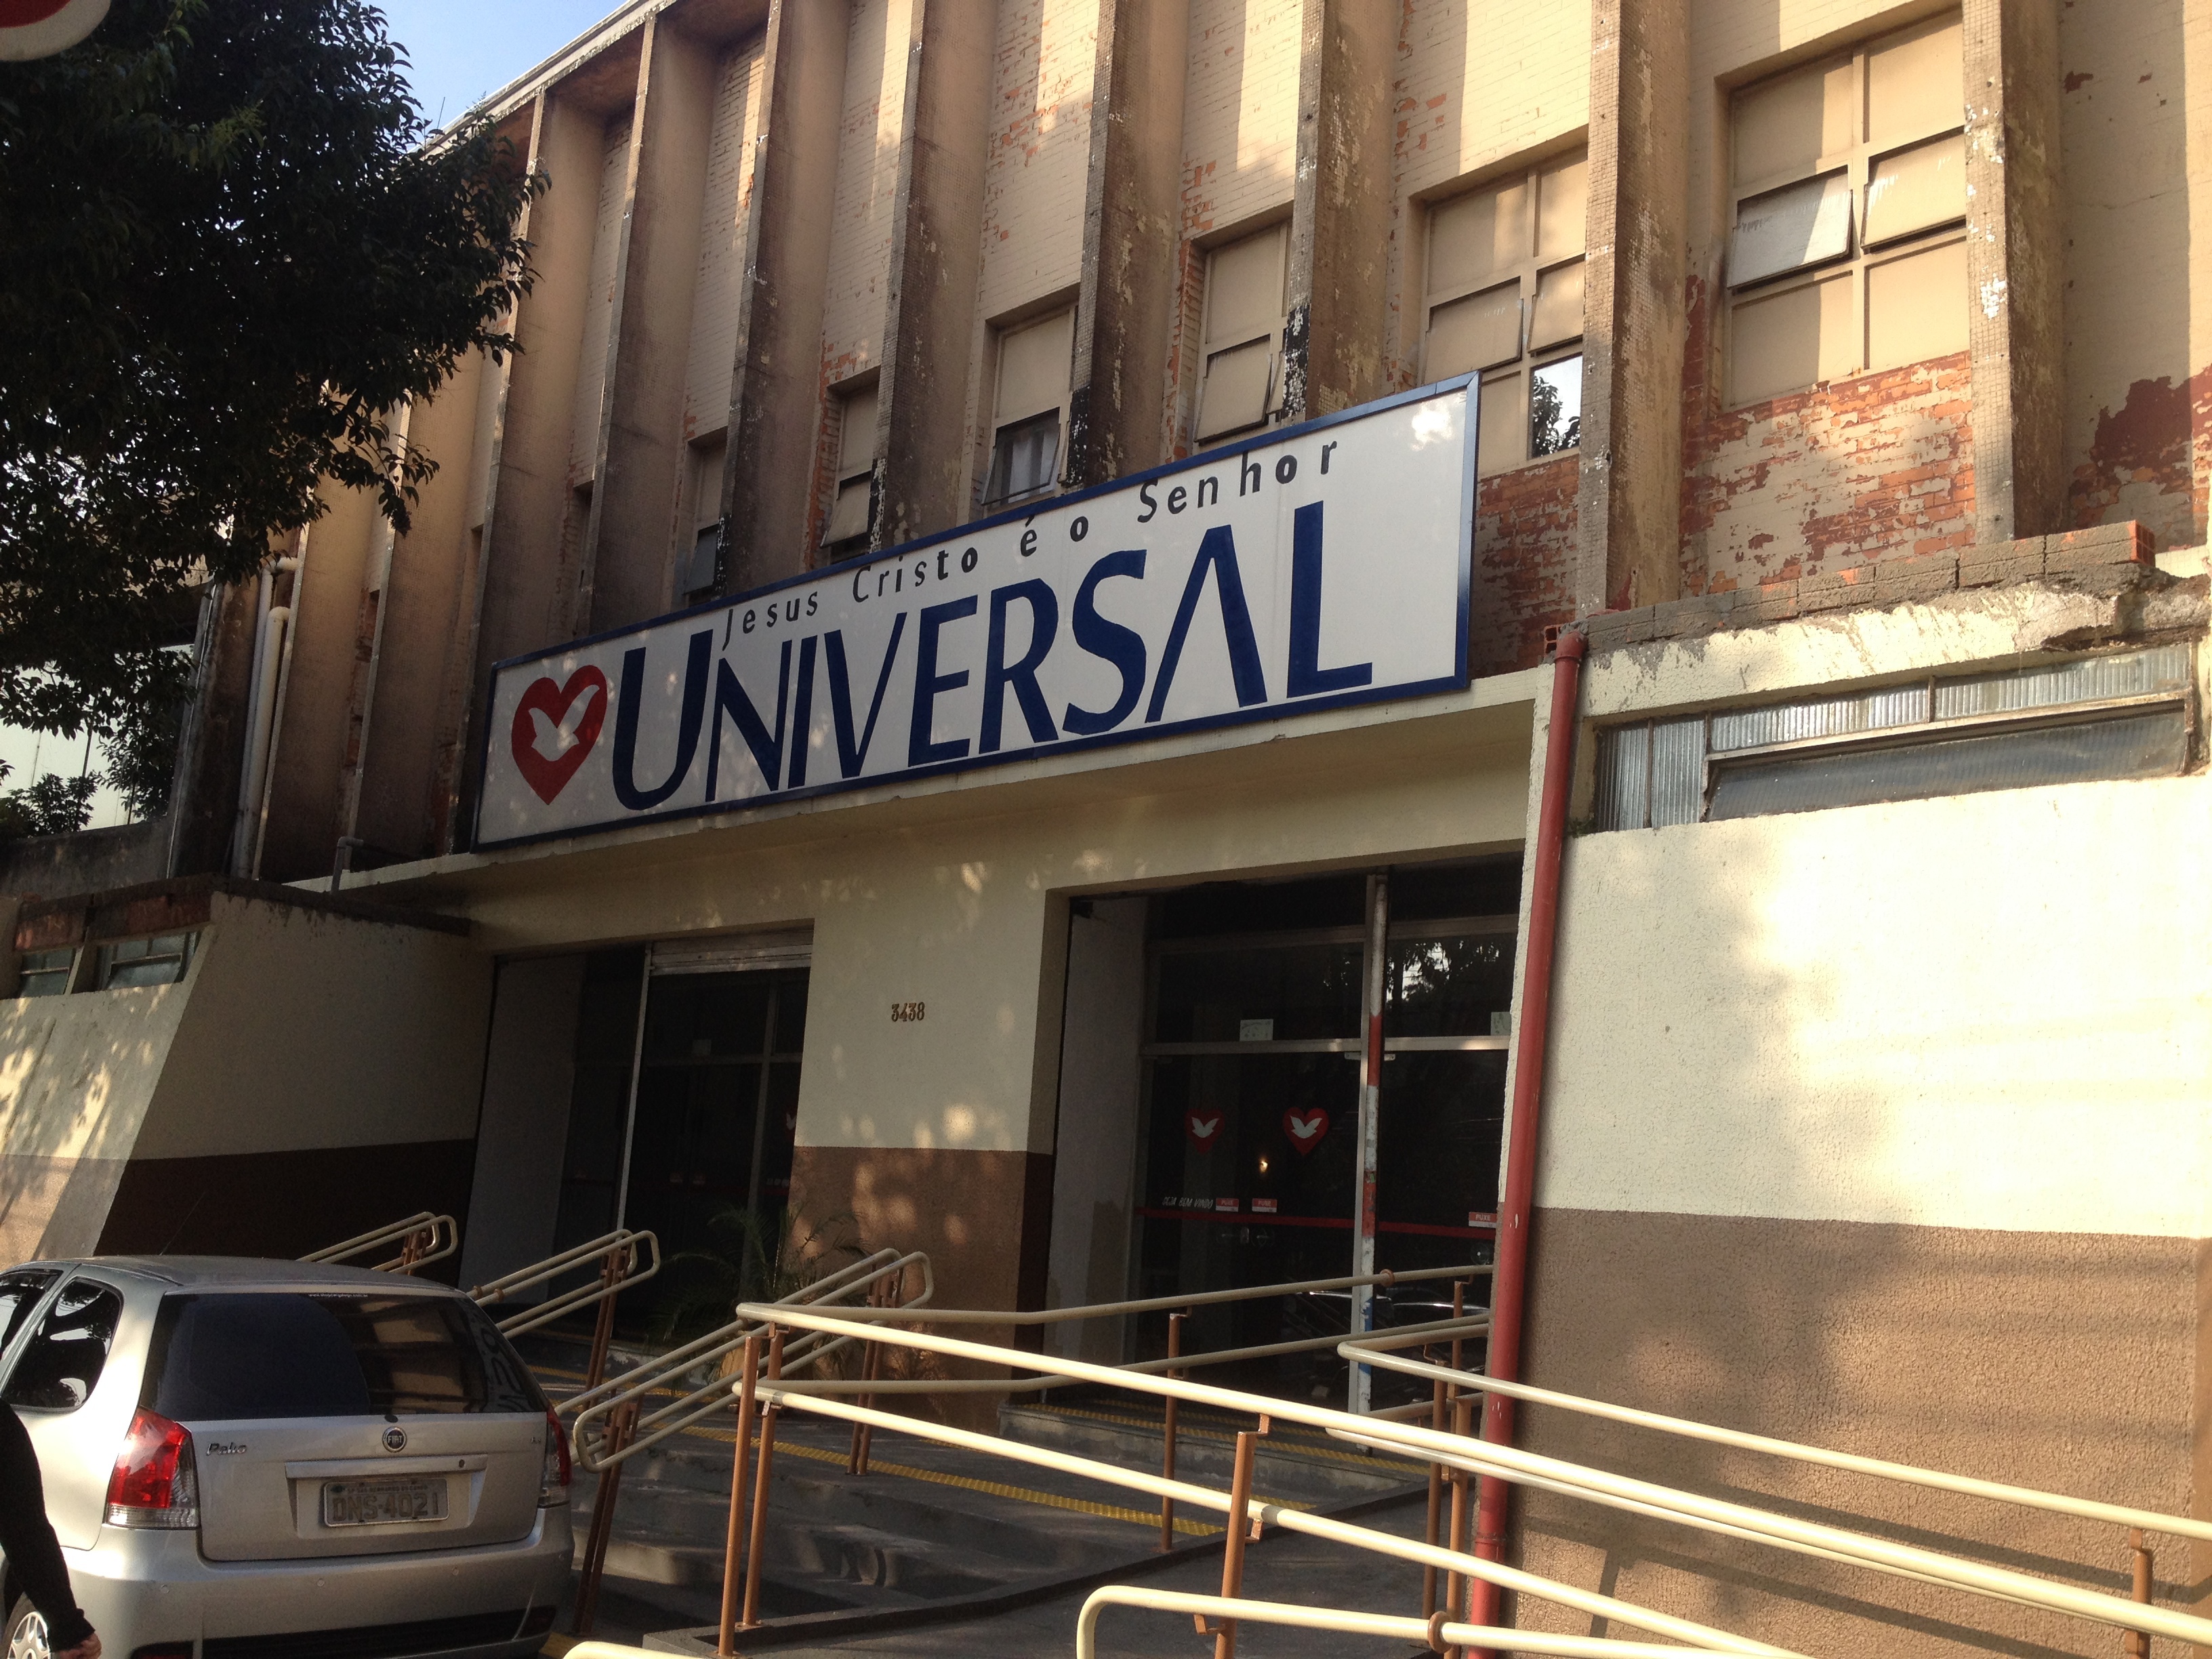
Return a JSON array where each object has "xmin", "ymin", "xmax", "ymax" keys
[
  {"xmin": 165, "ymin": 579, "xmax": 263, "ymax": 876},
  {"xmin": 1064, "ymin": 0, "xmax": 1190, "ymax": 489},
  {"xmin": 1574, "ymin": 0, "xmax": 1689, "ymax": 617},
  {"xmin": 872, "ymin": 0, "xmax": 996, "ymax": 551},
  {"xmin": 583, "ymin": 14, "xmax": 719, "ymax": 634},
  {"xmin": 1963, "ymin": 0, "xmax": 2065, "ymax": 544},
  {"xmin": 1281, "ymin": 0, "xmax": 1396, "ymax": 424},
  {"xmin": 721, "ymin": 0, "xmax": 848, "ymax": 594}
]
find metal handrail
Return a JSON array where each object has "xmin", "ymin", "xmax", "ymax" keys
[
  {"xmin": 1078, "ymin": 1587, "xmax": 1743, "ymax": 1658},
  {"xmin": 568, "ymin": 1248, "xmax": 933, "ymax": 1470},
  {"xmin": 300, "ymin": 1212, "xmax": 458, "ymax": 1272},
  {"xmin": 468, "ymin": 1229, "xmax": 662, "ymax": 1336},
  {"xmin": 742, "ymin": 1303, "xmax": 2212, "ymax": 1652},
  {"xmin": 1340, "ymin": 1342, "xmax": 2212, "ymax": 1547},
  {"xmin": 752, "ymin": 1367, "xmax": 1794, "ymax": 1654}
]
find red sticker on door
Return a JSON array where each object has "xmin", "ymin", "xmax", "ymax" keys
[
  {"xmin": 1185, "ymin": 1109, "xmax": 1223, "ymax": 1151},
  {"xmin": 1282, "ymin": 1105, "xmax": 1330, "ymax": 1152},
  {"xmin": 510, "ymin": 666, "xmax": 610, "ymax": 804}
]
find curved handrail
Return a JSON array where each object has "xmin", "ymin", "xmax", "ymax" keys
[
  {"xmin": 300, "ymin": 1212, "xmax": 459, "ymax": 1273},
  {"xmin": 470, "ymin": 1229, "xmax": 663, "ymax": 1337}
]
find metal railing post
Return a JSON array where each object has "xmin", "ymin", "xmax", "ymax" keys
[
  {"xmin": 1446, "ymin": 1394, "xmax": 1475, "ymax": 1658},
  {"xmin": 1160, "ymin": 1310, "xmax": 1187, "ymax": 1551},
  {"xmin": 1204, "ymin": 1423, "xmax": 1267, "ymax": 1659},
  {"xmin": 1426, "ymin": 1279, "xmax": 1470, "ymax": 1621},
  {"xmin": 2126, "ymin": 1528, "xmax": 2152, "ymax": 1658},
  {"xmin": 850, "ymin": 1273, "xmax": 893, "ymax": 1476},
  {"xmin": 716, "ymin": 1334, "xmax": 760, "ymax": 1658},
  {"xmin": 572, "ymin": 1398, "xmax": 637, "ymax": 1636},
  {"xmin": 585, "ymin": 1243, "xmax": 631, "ymax": 1391},
  {"xmin": 740, "ymin": 1327, "xmax": 786, "ymax": 1629}
]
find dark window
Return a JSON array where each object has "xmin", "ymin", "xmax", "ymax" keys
[
  {"xmin": 5, "ymin": 1279, "xmax": 123, "ymax": 1411},
  {"xmin": 97, "ymin": 933, "xmax": 194, "ymax": 989},
  {"xmin": 983, "ymin": 412, "xmax": 1060, "ymax": 508},
  {"xmin": 146, "ymin": 1294, "xmax": 544, "ymax": 1420},
  {"xmin": 16, "ymin": 949, "xmax": 73, "ymax": 998}
]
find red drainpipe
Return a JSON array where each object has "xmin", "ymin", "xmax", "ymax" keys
[{"xmin": 1467, "ymin": 628, "xmax": 1585, "ymax": 1650}]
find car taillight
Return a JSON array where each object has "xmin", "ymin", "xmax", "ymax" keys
[
  {"xmin": 106, "ymin": 1408, "xmax": 199, "ymax": 1529},
  {"xmin": 539, "ymin": 1406, "xmax": 570, "ymax": 1507}
]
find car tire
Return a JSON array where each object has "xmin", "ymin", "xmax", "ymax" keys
[{"xmin": 2, "ymin": 1597, "xmax": 50, "ymax": 1659}]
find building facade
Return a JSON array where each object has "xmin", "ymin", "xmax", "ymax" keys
[{"xmin": 3, "ymin": 0, "xmax": 2211, "ymax": 1650}]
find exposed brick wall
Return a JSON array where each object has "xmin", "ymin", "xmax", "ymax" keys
[
  {"xmin": 1680, "ymin": 279, "xmax": 1976, "ymax": 594},
  {"xmin": 1472, "ymin": 452, "xmax": 1578, "ymax": 674}
]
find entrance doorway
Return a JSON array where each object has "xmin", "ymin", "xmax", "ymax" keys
[{"xmin": 1128, "ymin": 861, "xmax": 1518, "ymax": 1406}]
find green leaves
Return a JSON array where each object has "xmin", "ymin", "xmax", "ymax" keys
[{"xmin": 0, "ymin": 0, "xmax": 540, "ymax": 775}]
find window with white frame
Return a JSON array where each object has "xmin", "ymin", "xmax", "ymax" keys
[
  {"xmin": 1422, "ymin": 151, "xmax": 1586, "ymax": 476},
  {"xmin": 983, "ymin": 308, "xmax": 1071, "ymax": 510},
  {"xmin": 822, "ymin": 382, "xmax": 878, "ymax": 553},
  {"xmin": 1595, "ymin": 646, "xmax": 2193, "ymax": 830},
  {"xmin": 1726, "ymin": 14, "xmax": 1967, "ymax": 408},
  {"xmin": 1193, "ymin": 225, "xmax": 1288, "ymax": 443}
]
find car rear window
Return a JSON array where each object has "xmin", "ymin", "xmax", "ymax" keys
[{"xmin": 146, "ymin": 1293, "xmax": 546, "ymax": 1419}]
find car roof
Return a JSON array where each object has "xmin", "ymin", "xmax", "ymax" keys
[{"xmin": 18, "ymin": 1256, "xmax": 467, "ymax": 1294}]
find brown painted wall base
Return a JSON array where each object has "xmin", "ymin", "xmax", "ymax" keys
[
  {"xmin": 787, "ymin": 1144, "xmax": 1052, "ymax": 1430},
  {"xmin": 1510, "ymin": 1207, "xmax": 2209, "ymax": 1656},
  {"xmin": 93, "ymin": 1140, "xmax": 478, "ymax": 1278}
]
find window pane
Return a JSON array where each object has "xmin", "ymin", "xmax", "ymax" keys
[
  {"xmin": 836, "ymin": 385, "xmax": 878, "ymax": 479},
  {"xmin": 1476, "ymin": 371, "xmax": 1523, "ymax": 475},
  {"xmin": 1595, "ymin": 724, "xmax": 1651, "ymax": 832},
  {"xmin": 1196, "ymin": 338, "xmax": 1273, "ymax": 438},
  {"xmin": 1529, "ymin": 357, "xmax": 1581, "ymax": 457},
  {"xmin": 1204, "ymin": 227, "xmax": 1286, "ymax": 348},
  {"xmin": 1650, "ymin": 717, "xmax": 1706, "ymax": 827},
  {"xmin": 1868, "ymin": 16, "xmax": 1963, "ymax": 147},
  {"xmin": 996, "ymin": 309, "xmax": 1072, "ymax": 426},
  {"xmin": 1729, "ymin": 270, "xmax": 1853, "ymax": 406},
  {"xmin": 1934, "ymin": 645, "xmax": 2192, "ymax": 719},
  {"xmin": 3, "ymin": 1280, "xmax": 121, "ymax": 1412},
  {"xmin": 1153, "ymin": 943, "xmax": 1363, "ymax": 1043},
  {"xmin": 1866, "ymin": 132, "xmax": 1966, "ymax": 245},
  {"xmin": 1427, "ymin": 281, "xmax": 1522, "ymax": 378},
  {"xmin": 0, "ymin": 1273, "xmax": 56, "ymax": 1356},
  {"xmin": 826, "ymin": 476, "xmax": 872, "ymax": 544},
  {"xmin": 1866, "ymin": 237, "xmax": 1967, "ymax": 372},
  {"xmin": 1429, "ymin": 178, "xmax": 1531, "ymax": 296},
  {"xmin": 1536, "ymin": 155, "xmax": 1588, "ymax": 263},
  {"xmin": 985, "ymin": 413, "xmax": 1060, "ymax": 506},
  {"xmin": 1731, "ymin": 170, "xmax": 1852, "ymax": 287},
  {"xmin": 18, "ymin": 949, "xmax": 72, "ymax": 998},
  {"xmin": 1530, "ymin": 261, "xmax": 1584, "ymax": 351},
  {"xmin": 1734, "ymin": 56, "xmax": 1856, "ymax": 186},
  {"xmin": 1385, "ymin": 935, "xmax": 1515, "ymax": 1038},
  {"xmin": 683, "ymin": 527, "xmax": 718, "ymax": 598},
  {"xmin": 1713, "ymin": 683, "xmax": 1931, "ymax": 752},
  {"xmin": 1709, "ymin": 710, "xmax": 2186, "ymax": 821}
]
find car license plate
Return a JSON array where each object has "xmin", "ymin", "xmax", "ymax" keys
[{"xmin": 321, "ymin": 1476, "xmax": 447, "ymax": 1528}]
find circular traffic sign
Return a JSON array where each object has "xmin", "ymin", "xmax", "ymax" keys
[{"xmin": 0, "ymin": 0, "xmax": 110, "ymax": 61}]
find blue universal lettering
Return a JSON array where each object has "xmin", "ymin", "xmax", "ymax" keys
[
  {"xmin": 1062, "ymin": 550, "xmax": 1147, "ymax": 736},
  {"xmin": 786, "ymin": 636, "xmax": 819, "ymax": 787},
  {"xmin": 1285, "ymin": 501, "xmax": 1372, "ymax": 697},
  {"xmin": 611, "ymin": 630, "xmax": 712, "ymax": 811},
  {"xmin": 909, "ymin": 597, "xmax": 978, "ymax": 766},
  {"xmin": 1143, "ymin": 527, "xmax": 1267, "ymax": 722},
  {"xmin": 981, "ymin": 580, "xmax": 1060, "ymax": 754},
  {"xmin": 705, "ymin": 642, "xmax": 791, "ymax": 800},
  {"xmin": 823, "ymin": 613, "xmax": 907, "ymax": 779}
]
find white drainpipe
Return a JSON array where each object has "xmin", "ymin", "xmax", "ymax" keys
[{"xmin": 230, "ymin": 560, "xmax": 295, "ymax": 876}]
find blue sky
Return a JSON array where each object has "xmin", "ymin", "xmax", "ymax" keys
[{"xmin": 377, "ymin": 1, "xmax": 619, "ymax": 131}]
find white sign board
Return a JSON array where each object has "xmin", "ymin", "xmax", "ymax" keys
[{"xmin": 474, "ymin": 380, "xmax": 1475, "ymax": 848}]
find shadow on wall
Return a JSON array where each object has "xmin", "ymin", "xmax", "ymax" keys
[{"xmin": 1513, "ymin": 792, "xmax": 2206, "ymax": 1658}]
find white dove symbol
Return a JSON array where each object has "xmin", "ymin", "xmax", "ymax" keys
[
  {"xmin": 1190, "ymin": 1115, "xmax": 1220, "ymax": 1139},
  {"xmin": 528, "ymin": 683, "xmax": 601, "ymax": 761},
  {"xmin": 1288, "ymin": 1115, "xmax": 1322, "ymax": 1139}
]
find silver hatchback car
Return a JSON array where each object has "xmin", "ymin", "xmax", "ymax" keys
[{"xmin": 0, "ymin": 1256, "xmax": 572, "ymax": 1658}]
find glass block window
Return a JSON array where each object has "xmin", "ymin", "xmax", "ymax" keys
[{"xmin": 1596, "ymin": 645, "xmax": 2192, "ymax": 830}]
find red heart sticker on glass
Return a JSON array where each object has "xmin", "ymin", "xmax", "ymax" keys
[
  {"xmin": 510, "ymin": 666, "xmax": 609, "ymax": 804},
  {"xmin": 1185, "ymin": 1109, "xmax": 1223, "ymax": 1151},
  {"xmin": 1282, "ymin": 1106, "xmax": 1330, "ymax": 1153}
]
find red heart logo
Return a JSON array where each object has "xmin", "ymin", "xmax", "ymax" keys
[
  {"xmin": 1185, "ymin": 1109, "xmax": 1223, "ymax": 1151},
  {"xmin": 510, "ymin": 666, "xmax": 609, "ymax": 805},
  {"xmin": 1282, "ymin": 1106, "xmax": 1330, "ymax": 1153}
]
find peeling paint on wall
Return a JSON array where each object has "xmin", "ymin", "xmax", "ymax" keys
[
  {"xmin": 2065, "ymin": 367, "xmax": 2212, "ymax": 548},
  {"xmin": 1472, "ymin": 452, "xmax": 1578, "ymax": 674}
]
